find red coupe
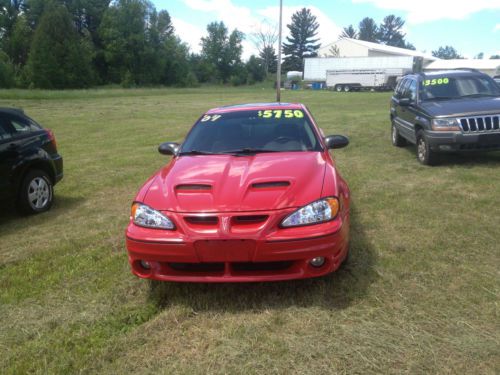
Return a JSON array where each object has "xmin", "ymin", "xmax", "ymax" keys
[{"xmin": 126, "ymin": 103, "xmax": 351, "ymax": 282}]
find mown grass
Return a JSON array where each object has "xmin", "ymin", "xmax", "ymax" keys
[{"xmin": 0, "ymin": 86, "xmax": 499, "ymax": 374}]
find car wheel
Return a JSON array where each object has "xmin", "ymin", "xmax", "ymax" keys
[
  {"xmin": 343, "ymin": 85, "xmax": 350, "ymax": 92},
  {"xmin": 391, "ymin": 121, "xmax": 406, "ymax": 147},
  {"xmin": 416, "ymin": 131, "xmax": 437, "ymax": 166},
  {"xmin": 18, "ymin": 169, "xmax": 54, "ymax": 214},
  {"xmin": 335, "ymin": 85, "xmax": 343, "ymax": 92}
]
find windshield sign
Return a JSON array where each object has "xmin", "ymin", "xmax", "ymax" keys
[
  {"xmin": 420, "ymin": 76, "xmax": 500, "ymax": 101},
  {"xmin": 180, "ymin": 110, "xmax": 322, "ymax": 155}
]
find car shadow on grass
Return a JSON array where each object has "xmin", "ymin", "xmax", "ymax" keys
[
  {"xmin": 0, "ymin": 194, "xmax": 85, "ymax": 227},
  {"xmin": 148, "ymin": 206, "xmax": 378, "ymax": 312},
  {"xmin": 400, "ymin": 145, "xmax": 500, "ymax": 167}
]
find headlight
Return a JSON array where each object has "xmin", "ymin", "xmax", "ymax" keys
[
  {"xmin": 281, "ymin": 197, "xmax": 340, "ymax": 228},
  {"xmin": 131, "ymin": 203, "xmax": 175, "ymax": 230},
  {"xmin": 431, "ymin": 118, "xmax": 460, "ymax": 131}
]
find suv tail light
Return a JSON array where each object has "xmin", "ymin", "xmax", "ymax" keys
[{"xmin": 46, "ymin": 129, "xmax": 57, "ymax": 149}]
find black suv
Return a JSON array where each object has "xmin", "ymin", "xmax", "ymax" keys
[
  {"xmin": 390, "ymin": 69, "xmax": 500, "ymax": 165},
  {"xmin": 0, "ymin": 108, "xmax": 63, "ymax": 213}
]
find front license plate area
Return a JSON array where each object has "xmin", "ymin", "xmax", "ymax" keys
[
  {"xmin": 478, "ymin": 133, "xmax": 500, "ymax": 145},
  {"xmin": 194, "ymin": 240, "xmax": 256, "ymax": 262}
]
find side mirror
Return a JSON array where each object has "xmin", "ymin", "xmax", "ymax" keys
[
  {"xmin": 398, "ymin": 98, "xmax": 412, "ymax": 106},
  {"xmin": 158, "ymin": 142, "xmax": 180, "ymax": 155},
  {"xmin": 324, "ymin": 135, "xmax": 349, "ymax": 150}
]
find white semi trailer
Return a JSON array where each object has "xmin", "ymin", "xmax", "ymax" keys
[{"xmin": 304, "ymin": 56, "xmax": 419, "ymax": 91}]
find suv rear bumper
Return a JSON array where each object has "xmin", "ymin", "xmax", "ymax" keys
[{"xmin": 425, "ymin": 131, "xmax": 500, "ymax": 151}]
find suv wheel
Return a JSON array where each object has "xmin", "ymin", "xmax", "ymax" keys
[
  {"xmin": 391, "ymin": 121, "xmax": 406, "ymax": 147},
  {"xmin": 416, "ymin": 131, "xmax": 437, "ymax": 166},
  {"xmin": 18, "ymin": 169, "xmax": 54, "ymax": 214}
]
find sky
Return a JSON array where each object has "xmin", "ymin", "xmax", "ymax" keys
[{"xmin": 152, "ymin": 0, "xmax": 500, "ymax": 60}]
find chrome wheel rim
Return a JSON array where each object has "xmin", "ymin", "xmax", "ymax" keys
[
  {"xmin": 417, "ymin": 138, "xmax": 426, "ymax": 161},
  {"xmin": 28, "ymin": 177, "xmax": 50, "ymax": 210}
]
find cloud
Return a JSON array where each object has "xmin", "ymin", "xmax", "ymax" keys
[
  {"xmin": 352, "ymin": 0, "xmax": 500, "ymax": 24},
  {"xmin": 495, "ymin": 24, "xmax": 500, "ymax": 31},
  {"xmin": 180, "ymin": 1, "xmax": 341, "ymax": 59},
  {"xmin": 171, "ymin": 17, "xmax": 205, "ymax": 53}
]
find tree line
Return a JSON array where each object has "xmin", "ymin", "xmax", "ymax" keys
[
  {"xmin": 1, "ymin": 3, "xmax": 497, "ymax": 89},
  {"xmin": 0, "ymin": 0, "xmax": 269, "ymax": 88}
]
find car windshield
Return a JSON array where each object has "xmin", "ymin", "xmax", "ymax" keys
[
  {"xmin": 420, "ymin": 75, "xmax": 500, "ymax": 101},
  {"xmin": 180, "ymin": 109, "xmax": 322, "ymax": 155}
]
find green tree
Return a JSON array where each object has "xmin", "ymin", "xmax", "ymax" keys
[
  {"xmin": 7, "ymin": 14, "xmax": 33, "ymax": 66},
  {"xmin": 378, "ymin": 15, "xmax": 405, "ymax": 47},
  {"xmin": 490, "ymin": 55, "xmax": 500, "ymax": 59},
  {"xmin": 26, "ymin": 4, "xmax": 94, "ymax": 88},
  {"xmin": 246, "ymin": 55, "xmax": 265, "ymax": 83},
  {"xmin": 432, "ymin": 45, "xmax": 463, "ymax": 59},
  {"xmin": 341, "ymin": 25, "xmax": 357, "ymax": 39},
  {"xmin": 0, "ymin": 51, "xmax": 15, "ymax": 88},
  {"xmin": 282, "ymin": 8, "xmax": 320, "ymax": 72},
  {"xmin": 259, "ymin": 45, "xmax": 277, "ymax": 74},
  {"xmin": 200, "ymin": 21, "xmax": 244, "ymax": 83},
  {"xmin": 358, "ymin": 17, "xmax": 378, "ymax": 42}
]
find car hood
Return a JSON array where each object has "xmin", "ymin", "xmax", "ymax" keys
[
  {"xmin": 420, "ymin": 97, "xmax": 500, "ymax": 117},
  {"xmin": 144, "ymin": 152, "xmax": 327, "ymax": 212}
]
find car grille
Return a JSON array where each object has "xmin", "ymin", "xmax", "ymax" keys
[{"xmin": 459, "ymin": 114, "xmax": 500, "ymax": 133}]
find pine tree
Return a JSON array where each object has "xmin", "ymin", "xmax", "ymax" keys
[
  {"xmin": 378, "ymin": 15, "xmax": 406, "ymax": 47},
  {"xmin": 341, "ymin": 25, "xmax": 357, "ymax": 39},
  {"xmin": 26, "ymin": 4, "xmax": 94, "ymax": 88},
  {"xmin": 358, "ymin": 17, "xmax": 378, "ymax": 42},
  {"xmin": 432, "ymin": 46, "xmax": 463, "ymax": 60},
  {"xmin": 282, "ymin": 8, "xmax": 320, "ymax": 72}
]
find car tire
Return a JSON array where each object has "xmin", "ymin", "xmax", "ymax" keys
[
  {"xmin": 17, "ymin": 169, "xmax": 54, "ymax": 214},
  {"xmin": 416, "ymin": 130, "xmax": 437, "ymax": 166},
  {"xmin": 391, "ymin": 121, "xmax": 407, "ymax": 147},
  {"xmin": 335, "ymin": 85, "xmax": 343, "ymax": 92}
]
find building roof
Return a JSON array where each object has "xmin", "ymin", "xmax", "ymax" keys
[
  {"xmin": 425, "ymin": 59, "xmax": 500, "ymax": 71},
  {"xmin": 326, "ymin": 37, "xmax": 436, "ymax": 61}
]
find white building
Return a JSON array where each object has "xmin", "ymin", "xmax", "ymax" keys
[
  {"xmin": 424, "ymin": 59, "xmax": 500, "ymax": 77},
  {"xmin": 319, "ymin": 37, "xmax": 436, "ymax": 66}
]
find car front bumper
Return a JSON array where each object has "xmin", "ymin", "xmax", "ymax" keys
[
  {"xmin": 125, "ymin": 209, "xmax": 349, "ymax": 283},
  {"xmin": 425, "ymin": 131, "xmax": 500, "ymax": 151}
]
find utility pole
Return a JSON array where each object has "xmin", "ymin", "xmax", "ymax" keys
[{"xmin": 276, "ymin": 0, "xmax": 283, "ymax": 102}]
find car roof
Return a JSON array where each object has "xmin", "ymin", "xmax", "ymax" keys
[
  {"xmin": 406, "ymin": 70, "xmax": 489, "ymax": 80},
  {"xmin": 206, "ymin": 102, "xmax": 305, "ymax": 114},
  {"xmin": 0, "ymin": 107, "xmax": 25, "ymax": 116}
]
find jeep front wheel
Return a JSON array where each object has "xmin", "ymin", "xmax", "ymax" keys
[{"xmin": 416, "ymin": 131, "xmax": 437, "ymax": 166}]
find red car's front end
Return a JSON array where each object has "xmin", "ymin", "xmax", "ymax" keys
[{"xmin": 126, "ymin": 103, "xmax": 350, "ymax": 282}]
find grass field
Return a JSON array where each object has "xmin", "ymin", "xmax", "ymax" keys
[{"xmin": 0, "ymin": 86, "xmax": 499, "ymax": 374}]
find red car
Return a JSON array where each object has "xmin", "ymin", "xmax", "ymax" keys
[{"xmin": 126, "ymin": 103, "xmax": 351, "ymax": 282}]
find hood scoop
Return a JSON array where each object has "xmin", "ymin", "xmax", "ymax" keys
[
  {"xmin": 175, "ymin": 184, "xmax": 212, "ymax": 191},
  {"xmin": 251, "ymin": 181, "xmax": 290, "ymax": 189}
]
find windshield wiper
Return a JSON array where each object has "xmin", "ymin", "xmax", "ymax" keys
[
  {"xmin": 424, "ymin": 96, "xmax": 456, "ymax": 101},
  {"xmin": 460, "ymin": 94, "xmax": 500, "ymax": 98},
  {"xmin": 221, "ymin": 148, "xmax": 282, "ymax": 155},
  {"xmin": 178, "ymin": 150, "xmax": 218, "ymax": 156}
]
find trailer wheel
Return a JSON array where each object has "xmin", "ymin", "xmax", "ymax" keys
[
  {"xmin": 335, "ymin": 85, "xmax": 343, "ymax": 92},
  {"xmin": 343, "ymin": 85, "xmax": 350, "ymax": 92}
]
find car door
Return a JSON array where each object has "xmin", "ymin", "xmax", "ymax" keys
[
  {"xmin": 0, "ymin": 115, "xmax": 18, "ymax": 197},
  {"xmin": 391, "ymin": 78, "xmax": 410, "ymax": 137},
  {"xmin": 397, "ymin": 78, "xmax": 419, "ymax": 142},
  {"xmin": 0, "ymin": 113, "xmax": 43, "ymax": 196}
]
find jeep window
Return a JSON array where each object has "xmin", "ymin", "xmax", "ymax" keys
[
  {"xmin": 395, "ymin": 78, "xmax": 409, "ymax": 98},
  {"xmin": 405, "ymin": 80, "xmax": 417, "ymax": 101},
  {"xmin": 420, "ymin": 75, "xmax": 500, "ymax": 101},
  {"xmin": 6, "ymin": 115, "xmax": 41, "ymax": 135}
]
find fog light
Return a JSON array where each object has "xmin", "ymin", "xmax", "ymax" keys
[
  {"xmin": 310, "ymin": 257, "xmax": 325, "ymax": 267},
  {"xmin": 140, "ymin": 260, "xmax": 151, "ymax": 270}
]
